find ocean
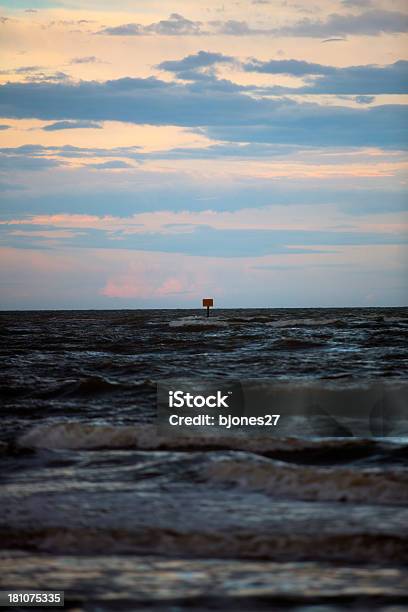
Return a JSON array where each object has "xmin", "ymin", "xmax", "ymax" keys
[{"xmin": 0, "ymin": 307, "xmax": 407, "ymax": 610}]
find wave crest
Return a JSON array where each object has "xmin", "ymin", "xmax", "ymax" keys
[{"xmin": 17, "ymin": 422, "xmax": 402, "ymax": 454}]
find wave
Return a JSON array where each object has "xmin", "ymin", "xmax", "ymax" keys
[
  {"xmin": 59, "ymin": 376, "xmax": 124, "ymax": 396},
  {"xmin": 203, "ymin": 455, "xmax": 408, "ymax": 505},
  {"xmin": 169, "ymin": 316, "xmax": 228, "ymax": 330},
  {"xmin": 170, "ymin": 316, "xmax": 346, "ymax": 329},
  {"xmin": 268, "ymin": 318, "xmax": 341, "ymax": 328},
  {"xmin": 17, "ymin": 422, "xmax": 405, "ymax": 454},
  {"xmin": 2, "ymin": 470, "xmax": 408, "ymax": 561},
  {"xmin": 228, "ymin": 315, "xmax": 272, "ymax": 323}
]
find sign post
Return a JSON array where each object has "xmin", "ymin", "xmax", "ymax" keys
[{"xmin": 202, "ymin": 298, "xmax": 214, "ymax": 318}]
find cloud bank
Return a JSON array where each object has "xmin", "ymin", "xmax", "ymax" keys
[
  {"xmin": 98, "ymin": 10, "xmax": 408, "ymax": 38},
  {"xmin": 0, "ymin": 76, "xmax": 406, "ymax": 148}
]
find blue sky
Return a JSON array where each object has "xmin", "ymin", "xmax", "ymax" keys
[{"xmin": 0, "ymin": 0, "xmax": 407, "ymax": 308}]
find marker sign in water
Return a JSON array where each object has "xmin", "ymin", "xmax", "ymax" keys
[{"xmin": 202, "ymin": 298, "xmax": 214, "ymax": 317}]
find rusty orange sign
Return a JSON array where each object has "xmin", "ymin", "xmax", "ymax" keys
[{"xmin": 202, "ymin": 298, "xmax": 214, "ymax": 307}]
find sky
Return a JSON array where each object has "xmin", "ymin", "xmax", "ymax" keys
[{"xmin": 0, "ymin": 0, "xmax": 407, "ymax": 309}]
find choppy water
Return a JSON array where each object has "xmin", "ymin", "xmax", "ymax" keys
[{"xmin": 0, "ymin": 308, "xmax": 408, "ymax": 610}]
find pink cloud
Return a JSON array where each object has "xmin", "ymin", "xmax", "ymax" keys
[
  {"xmin": 102, "ymin": 274, "xmax": 198, "ymax": 299},
  {"xmin": 100, "ymin": 254, "xmax": 219, "ymax": 301},
  {"xmin": 156, "ymin": 277, "xmax": 186, "ymax": 295},
  {"xmin": 102, "ymin": 278, "xmax": 150, "ymax": 299}
]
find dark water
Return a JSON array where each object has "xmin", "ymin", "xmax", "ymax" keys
[{"xmin": 0, "ymin": 308, "xmax": 408, "ymax": 610}]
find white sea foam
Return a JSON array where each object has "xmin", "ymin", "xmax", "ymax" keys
[
  {"xmin": 268, "ymin": 318, "xmax": 340, "ymax": 328},
  {"xmin": 17, "ymin": 421, "xmax": 396, "ymax": 453},
  {"xmin": 169, "ymin": 316, "xmax": 228, "ymax": 329}
]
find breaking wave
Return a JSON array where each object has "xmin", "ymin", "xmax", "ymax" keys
[
  {"xmin": 17, "ymin": 422, "xmax": 405, "ymax": 454},
  {"xmin": 169, "ymin": 316, "xmax": 228, "ymax": 330},
  {"xmin": 268, "ymin": 318, "xmax": 341, "ymax": 328}
]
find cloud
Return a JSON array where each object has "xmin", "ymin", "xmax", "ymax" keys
[
  {"xmin": 203, "ymin": 104, "xmax": 408, "ymax": 148},
  {"xmin": 42, "ymin": 120, "xmax": 103, "ymax": 130},
  {"xmin": 0, "ymin": 67, "xmax": 70, "ymax": 82},
  {"xmin": 213, "ymin": 19, "xmax": 255, "ymax": 35},
  {"xmin": 354, "ymin": 95, "xmax": 375, "ymax": 104},
  {"xmin": 99, "ymin": 13, "xmax": 204, "ymax": 36},
  {"xmin": 0, "ymin": 144, "xmax": 142, "ymax": 159},
  {"xmin": 1, "ymin": 172, "xmax": 406, "ymax": 219},
  {"xmin": 245, "ymin": 58, "xmax": 335, "ymax": 76},
  {"xmin": 102, "ymin": 271, "xmax": 195, "ymax": 299},
  {"xmin": 244, "ymin": 59, "xmax": 408, "ymax": 94},
  {"xmin": 99, "ymin": 15, "xmax": 259, "ymax": 37},
  {"xmin": 0, "ymin": 65, "xmax": 43, "ymax": 75},
  {"xmin": 158, "ymin": 50, "xmax": 233, "ymax": 75},
  {"xmin": 251, "ymin": 262, "xmax": 349, "ymax": 270},
  {"xmin": 98, "ymin": 23, "xmax": 142, "ymax": 36},
  {"xmin": 322, "ymin": 37, "xmax": 346, "ymax": 42},
  {"xmin": 146, "ymin": 13, "xmax": 203, "ymax": 35},
  {"xmin": 277, "ymin": 10, "xmax": 408, "ymax": 37},
  {"xmin": 0, "ymin": 124, "xmax": 10, "ymax": 130},
  {"xmin": 145, "ymin": 142, "xmax": 297, "ymax": 159},
  {"xmin": 96, "ymin": 10, "xmax": 408, "ymax": 38},
  {"xmin": 0, "ymin": 76, "xmax": 406, "ymax": 148},
  {"xmin": 1, "ymin": 154, "xmax": 407, "ymax": 236},
  {"xmin": 159, "ymin": 52, "xmax": 408, "ymax": 95},
  {"xmin": 47, "ymin": 19, "xmax": 94, "ymax": 28},
  {"xmin": 341, "ymin": 0, "xmax": 372, "ymax": 6},
  {"xmin": 157, "ymin": 50, "xmax": 235, "ymax": 81},
  {"xmin": 30, "ymin": 71, "xmax": 69, "ymax": 82},
  {"xmin": 0, "ymin": 155, "xmax": 61, "ymax": 171},
  {"xmin": 0, "ymin": 181, "xmax": 24, "ymax": 191},
  {"xmin": 70, "ymin": 56, "xmax": 101, "ymax": 64},
  {"xmin": 13, "ymin": 65, "xmax": 43, "ymax": 74},
  {"xmin": 0, "ymin": 222, "xmax": 405, "ymax": 257},
  {"xmin": 87, "ymin": 160, "xmax": 133, "ymax": 170}
]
